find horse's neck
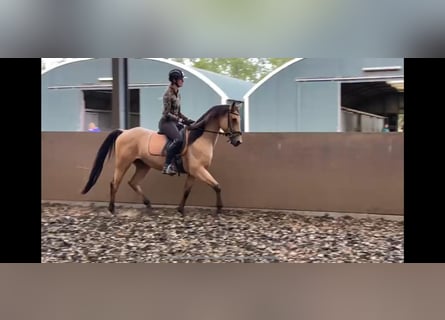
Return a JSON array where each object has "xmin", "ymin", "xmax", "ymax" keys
[{"xmin": 201, "ymin": 122, "xmax": 221, "ymax": 147}]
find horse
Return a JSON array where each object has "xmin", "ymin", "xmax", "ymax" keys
[{"xmin": 81, "ymin": 102, "xmax": 242, "ymax": 216}]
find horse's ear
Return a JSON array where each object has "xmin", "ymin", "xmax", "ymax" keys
[{"xmin": 230, "ymin": 101, "xmax": 236, "ymax": 111}]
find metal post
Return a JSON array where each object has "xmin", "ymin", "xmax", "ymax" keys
[{"xmin": 111, "ymin": 58, "xmax": 129, "ymax": 129}]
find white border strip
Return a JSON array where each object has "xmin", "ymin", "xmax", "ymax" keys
[
  {"xmin": 362, "ymin": 66, "xmax": 402, "ymax": 72},
  {"xmin": 41, "ymin": 200, "xmax": 404, "ymax": 221}
]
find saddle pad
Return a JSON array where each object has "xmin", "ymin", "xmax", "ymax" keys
[
  {"xmin": 148, "ymin": 131, "xmax": 189, "ymax": 156},
  {"xmin": 148, "ymin": 133, "xmax": 168, "ymax": 156}
]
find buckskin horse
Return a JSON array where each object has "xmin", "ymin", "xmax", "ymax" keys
[{"xmin": 81, "ymin": 102, "xmax": 242, "ymax": 216}]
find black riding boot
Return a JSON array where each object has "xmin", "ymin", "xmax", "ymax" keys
[
  {"xmin": 162, "ymin": 146, "xmax": 175, "ymax": 174},
  {"xmin": 162, "ymin": 139, "xmax": 182, "ymax": 175}
]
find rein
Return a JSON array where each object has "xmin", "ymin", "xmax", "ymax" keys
[
  {"xmin": 190, "ymin": 128, "xmax": 231, "ymax": 136},
  {"xmin": 187, "ymin": 110, "xmax": 242, "ymax": 138}
]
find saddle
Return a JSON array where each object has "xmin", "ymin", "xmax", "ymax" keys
[
  {"xmin": 148, "ymin": 128, "xmax": 189, "ymax": 175},
  {"xmin": 148, "ymin": 127, "xmax": 188, "ymax": 156}
]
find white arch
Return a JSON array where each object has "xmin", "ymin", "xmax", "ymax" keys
[
  {"xmin": 41, "ymin": 58, "xmax": 230, "ymax": 104},
  {"xmin": 242, "ymin": 58, "xmax": 304, "ymax": 132},
  {"xmin": 41, "ymin": 58, "xmax": 93, "ymax": 75}
]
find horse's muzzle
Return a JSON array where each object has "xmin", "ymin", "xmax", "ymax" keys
[{"xmin": 228, "ymin": 132, "xmax": 242, "ymax": 147}]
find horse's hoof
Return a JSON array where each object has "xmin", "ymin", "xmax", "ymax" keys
[
  {"xmin": 143, "ymin": 200, "xmax": 152, "ymax": 208},
  {"xmin": 177, "ymin": 206, "xmax": 185, "ymax": 216}
]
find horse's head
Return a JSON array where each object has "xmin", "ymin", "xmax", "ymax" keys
[{"xmin": 220, "ymin": 102, "xmax": 242, "ymax": 147}]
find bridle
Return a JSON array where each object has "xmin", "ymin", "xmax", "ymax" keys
[
  {"xmin": 225, "ymin": 110, "xmax": 242, "ymax": 139},
  {"xmin": 188, "ymin": 109, "xmax": 242, "ymax": 141}
]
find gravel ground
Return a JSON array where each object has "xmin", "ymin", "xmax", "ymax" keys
[{"xmin": 41, "ymin": 203, "xmax": 404, "ymax": 263}]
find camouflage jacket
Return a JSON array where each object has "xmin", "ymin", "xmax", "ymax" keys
[{"xmin": 161, "ymin": 85, "xmax": 189, "ymax": 122}]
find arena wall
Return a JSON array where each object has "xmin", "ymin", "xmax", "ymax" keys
[{"xmin": 42, "ymin": 132, "xmax": 403, "ymax": 215}]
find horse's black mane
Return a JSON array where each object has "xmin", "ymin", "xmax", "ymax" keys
[{"xmin": 187, "ymin": 104, "xmax": 231, "ymax": 145}]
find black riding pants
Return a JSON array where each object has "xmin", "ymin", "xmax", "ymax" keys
[
  {"xmin": 159, "ymin": 119, "xmax": 182, "ymax": 140},
  {"xmin": 159, "ymin": 119, "xmax": 183, "ymax": 164}
]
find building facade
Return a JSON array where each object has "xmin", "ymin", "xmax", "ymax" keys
[
  {"xmin": 41, "ymin": 58, "xmax": 254, "ymax": 132},
  {"xmin": 244, "ymin": 58, "xmax": 404, "ymax": 132}
]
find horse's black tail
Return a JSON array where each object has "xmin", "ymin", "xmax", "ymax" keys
[{"xmin": 81, "ymin": 129, "xmax": 124, "ymax": 194}]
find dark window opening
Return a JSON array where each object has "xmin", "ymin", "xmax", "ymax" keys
[
  {"xmin": 341, "ymin": 81, "xmax": 403, "ymax": 132},
  {"xmin": 83, "ymin": 89, "xmax": 140, "ymax": 131}
]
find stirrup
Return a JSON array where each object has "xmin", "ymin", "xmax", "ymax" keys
[
  {"xmin": 165, "ymin": 164, "xmax": 177, "ymax": 176},
  {"xmin": 162, "ymin": 164, "xmax": 170, "ymax": 174}
]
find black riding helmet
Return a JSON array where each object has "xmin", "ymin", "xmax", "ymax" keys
[{"xmin": 168, "ymin": 69, "xmax": 185, "ymax": 82}]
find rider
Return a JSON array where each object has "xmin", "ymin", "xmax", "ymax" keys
[{"xmin": 159, "ymin": 69, "xmax": 194, "ymax": 175}]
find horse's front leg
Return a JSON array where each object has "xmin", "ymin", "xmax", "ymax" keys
[
  {"xmin": 177, "ymin": 174, "xmax": 196, "ymax": 216},
  {"xmin": 194, "ymin": 167, "xmax": 223, "ymax": 215}
]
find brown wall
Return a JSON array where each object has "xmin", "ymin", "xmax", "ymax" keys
[{"xmin": 42, "ymin": 132, "xmax": 404, "ymax": 215}]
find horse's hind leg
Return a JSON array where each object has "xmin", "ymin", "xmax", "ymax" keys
[
  {"xmin": 194, "ymin": 168, "xmax": 223, "ymax": 215},
  {"xmin": 177, "ymin": 174, "xmax": 196, "ymax": 216},
  {"xmin": 109, "ymin": 158, "xmax": 132, "ymax": 214},
  {"xmin": 128, "ymin": 159, "xmax": 152, "ymax": 212}
]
